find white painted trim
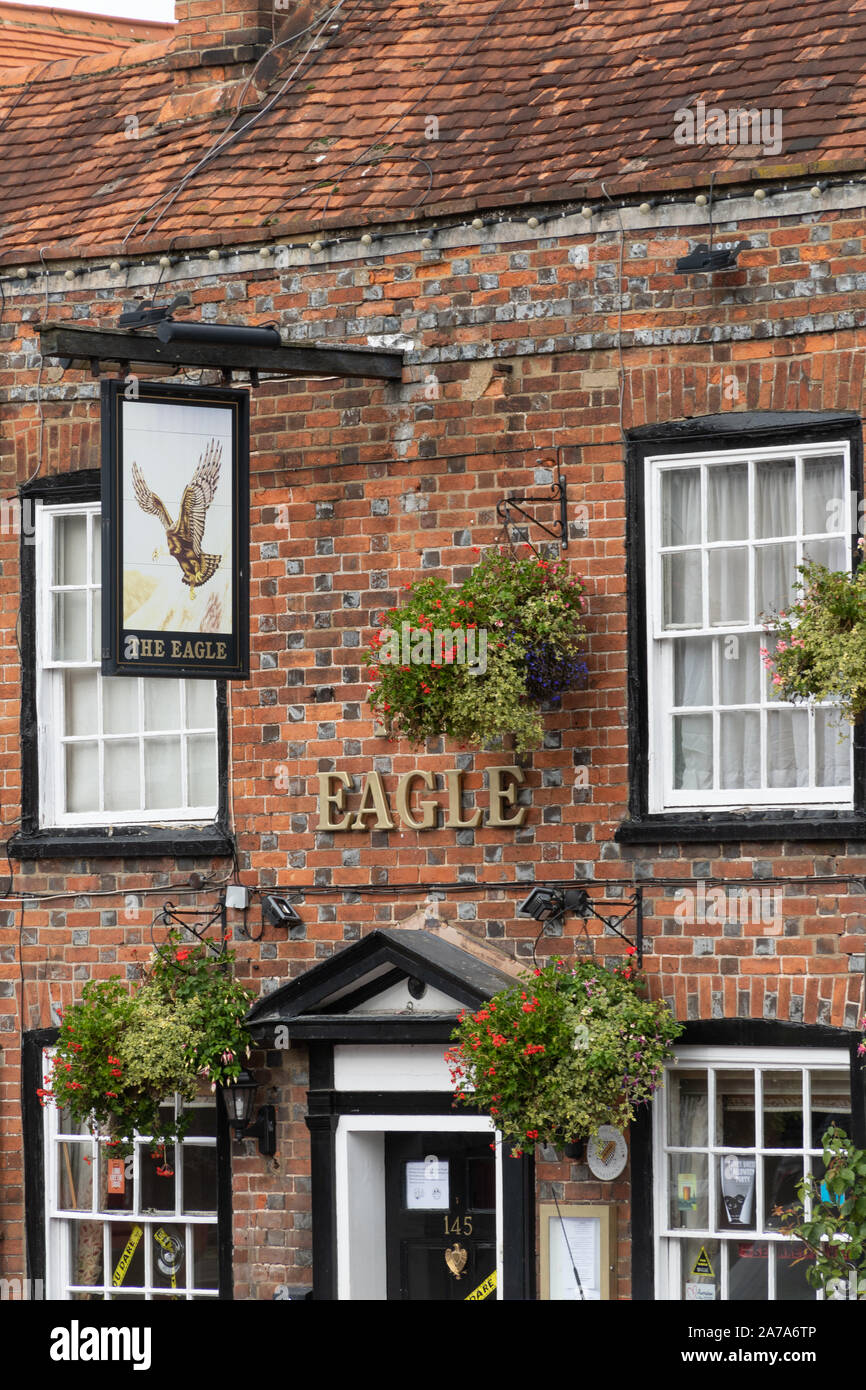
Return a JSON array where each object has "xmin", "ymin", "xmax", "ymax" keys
[
  {"xmin": 334, "ymin": 1113, "xmax": 501, "ymax": 1302},
  {"xmin": 333, "ymin": 1044, "xmax": 453, "ymax": 1092},
  {"xmin": 645, "ymin": 442, "xmax": 854, "ymax": 812},
  {"xmin": 35, "ymin": 500, "xmax": 219, "ymax": 827},
  {"xmin": 653, "ymin": 1045, "xmax": 850, "ymax": 1301}
]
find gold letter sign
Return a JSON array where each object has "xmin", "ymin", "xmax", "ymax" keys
[{"xmin": 314, "ymin": 766, "xmax": 532, "ymax": 832}]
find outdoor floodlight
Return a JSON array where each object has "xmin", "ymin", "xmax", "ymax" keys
[{"xmin": 262, "ymin": 894, "xmax": 303, "ymax": 930}]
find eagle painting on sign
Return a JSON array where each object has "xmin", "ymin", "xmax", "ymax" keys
[{"xmin": 101, "ymin": 380, "xmax": 250, "ymax": 679}]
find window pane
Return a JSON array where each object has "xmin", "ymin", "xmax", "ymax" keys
[
  {"xmin": 182, "ymin": 1103, "xmax": 217, "ymax": 1138},
  {"xmin": 667, "ymin": 1069, "xmax": 707, "ymax": 1146},
  {"xmin": 185, "ymin": 680, "xmax": 216, "ymax": 729},
  {"xmin": 767, "ymin": 711, "xmax": 809, "ymax": 788},
  {"xmin": 668, "ymin": 1155, "xmax": 708, "ymax": 1230},
  {"xmin": 104, "ymin": 741, "xmax": 140, "ymax": 811},
  {"xmin": 141, "ymin": 1147, "xmax": 176, "ymax": 1213},
  {"xmin": 54, "ymin": 514, "xmax": 87, "ymax": 585},
  {"xmin": 763, "ymin": 1072, "xmax": 805, "ymax": 1148},
  {"xmin": 145, "ymin": 737, "xmax": 182, "ymax": 809},
  {"xmin": 91, "ymin": 517, "xmax": 101, "ymax": 584},
  {"xmin": 707, "ymin": 463, "xmax": 748, "ymax": 541},
  {"xmin": 662, "ymin": 468, "xmax": 701, "ymax": 545},
  {"xmin": 58, "ymin": 1141, "xmax": 94, "ymax": 1211},
  {"xmin": 192, "ymin": 1223, "xmax": 220, "ymax": 1292},
  {"xmin": 764, "ymin": 1154, "xmax": 803, "ymax": 1229},
  {"xmin": 64, "ymin": 671, "xmax": 99, "ymax": 735},
  {"xmin": 89, "ymin": 590, "xmax": 101, "ymax": 663},
  {"xmin": 673, "ymin": 638, "xmax": 712, "ymax": 707},
  {"xmin": 99, "ymin": 1148, "xmax": 134, "ymax": 1214},
  {"xmin": 104, "ymin": 678, "xmax": 139, "ymax": 734},
  {"xmin": 802, "ymin": 536, "xmax": 847, "ymax": 571},
  {"xmin": 188, "ymin": 734, "xmax": 217, "ymax": 806},
  {"xmin": 719, "ymin": 1154, "xmax": 757, "ymax": 1229},
  {"xmin": 755, "ymin": 458, "xmax": 795, "ymax": 537},
  {"xmin": 153, "ymin": 1223, "xmax": 186, "ymax": 1291},
  {"xmin": 66, "ymin": 742, "xmax": 99, "ymax": 813},
  {"xmin": 719, "ymin": 711, "xmax": 760, "ymax": 789},
  {"xmin": 108, "ymin": 1223, "xmax": 145, "ymax": 1292},
  {"xmin": 775, "ymin": 1243, "xmax": 817, "ymax": 1300},
  {"xmin": 144, "ymin": 678, "xmax": 179, "ymax": 731},
  {"xmin": 814, "ymin": 710, "xmax": 851, "ymax": 788},
  {"xmin": 719, "ymin": 634, "xmax": 759, "ymax": 704},
  {"xmin": 728, "ymin": 1240, "xmax": 767, "ymax": 1298},
  {"xmin": 673, "ymin": 714, "xmax": 712, "ymax": 789},
  {"xmin": 716, "ymin": 1071, "xmax": 755, "ymax": 1147},
  {"xmin": 755, "ymin": 542, "xmax": 796, "ymax": 618},
  {"xmin": 663, "ymin": 552, "xmax": 702, "ymax": 628},
  {"xmin": 803, "ymin": 454, "xmax": 845, "ymax": 534},
  {"xmin": 182, "ymin": 1145, "xmax": 218, "ymax": 1215},
  {"xmin": 53, "ymin": 590, "xmax": 88, "ymax": 662},
  {"xmin": 69, "ymin": 1222, "xmax": 104, "ymax": 1290},
  {"xmin": 680, "ymin": 1237, "xmax": 719, "ymax": 1301},
  {"xmin": 809, "ymin": 1072, "xmax": 851, "ymax": 1147},
  {"xmin": 708, "ymin": 548, "xmax": 748, "ymax": 625}
]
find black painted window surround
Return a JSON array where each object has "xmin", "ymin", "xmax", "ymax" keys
[{"xmin": 617, "ymin": 411, "xmax": 866, "ymax": 844}]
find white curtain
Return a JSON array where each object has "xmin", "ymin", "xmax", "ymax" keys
[{"xmin": 663, "ymin": 458, "xmax": 837, "ymax": 794}]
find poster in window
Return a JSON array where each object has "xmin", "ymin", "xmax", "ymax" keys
[{"xmin": 101, "ymin": 380, "xmax": 249, "ymax": 679}]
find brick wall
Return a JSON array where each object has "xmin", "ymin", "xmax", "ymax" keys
[{"xmin": 1, "ymin": 196, "xmax": 865, "ymax": 1296}]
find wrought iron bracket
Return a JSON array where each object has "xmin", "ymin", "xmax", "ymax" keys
[
  {"xmin": 155, "ymin": 898, "xmax": 228, "ymax": 959},
  {"xmin": 496, "ymin": 470, "xmax": 569, "ymax": 550}
]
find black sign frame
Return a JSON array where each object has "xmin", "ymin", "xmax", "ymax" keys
[{"xmin": 101, "ymin": 379, "xmax": 250, "ymax": 680}]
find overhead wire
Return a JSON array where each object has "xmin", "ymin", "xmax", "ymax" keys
[{"xmin": 125, "ymin": 0, "xmax": 359, "ymax": 247}]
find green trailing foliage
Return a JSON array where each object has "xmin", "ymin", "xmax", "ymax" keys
[
  {"xmin": 365, "ymin": 547, "xmax": 589, "ymax": 755},
  {"xmin": 446, "ymin": 956, "xmax": 683, "ymax": 1156},
  {"xmin": 776, "ymin": 1124, "xmax": 866, "ymax": 1300},
  {"xmin": 765, "ymin": 550, "xmax": 866, "ymax": 722},
  {"xmin": 39, "ymin": 931, "xmax": 254, "ymax": 1153}
]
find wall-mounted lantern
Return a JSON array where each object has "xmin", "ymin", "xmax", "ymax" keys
[{"xmin": 220, "ymin": 1070, "xmax": 276, "ymax": 1156}]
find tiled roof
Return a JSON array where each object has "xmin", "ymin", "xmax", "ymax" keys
[
  {"xmin": 0, "ymin": 2, "xmax": 171, "ymax": 70},
  {"xmin": 1, "ymin": 0, "xmax": 866, "ymax": 264}
]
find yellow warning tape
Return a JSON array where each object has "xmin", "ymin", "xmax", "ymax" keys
[
  {"xmin": 153, "ymin": 1226, "xmax": 179, "ymax": 1290},
  {"xmin": 465, "ymin": 1270, "xmax": 497, "ymax": 1301},
  {"xmin": 111, "ymin": 1225, "xmax": 143, "ymax": 1287}
]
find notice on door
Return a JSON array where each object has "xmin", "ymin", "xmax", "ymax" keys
[{"xmin": 405, "ymin": 1160, "xmax": 450, "ymax": 1210}]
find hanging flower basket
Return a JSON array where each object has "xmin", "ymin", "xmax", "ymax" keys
[
  {"xmin": 446, "ymin": 957, "xmax": 683, "ymax": 1156},
  {"xmin": 365, "ymin": 547, "xmax": 589, "ymax": 754},
  {"xmin": 765, "ymin": 548, "xmax": 866, "ymax": 722},
  {"xmin": 38, "ymin": 931, "xmax": 254, "ymax": 1153}
]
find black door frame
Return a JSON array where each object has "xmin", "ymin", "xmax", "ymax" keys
[{"xmin": 306, "ymin": 1043, "xmax": 535, "ymax": 1300}]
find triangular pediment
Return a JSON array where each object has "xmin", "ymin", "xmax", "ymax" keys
[{"xmin": 244, "ymin": 925, "xmax": 519, "ymax": 1042}]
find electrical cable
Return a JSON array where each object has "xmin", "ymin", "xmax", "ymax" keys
[{"xmin": 125, "ymin": 0, "xmax": 358, "ymax": 246}]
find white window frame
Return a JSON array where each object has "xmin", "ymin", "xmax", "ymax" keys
[
  {"xmin": 35, "ymin": 499, "xmax": 219, "ymax": 828},
  {"xmin": 653, "ymin": 1044, "xmax": 851, "ymax": 1301},
  {"xmin": 43, "ymin": 1052, "xmax": 220, "ymax": 1301},
  {"xmin": 645, "ymin": 441, "xmax": 855, "ymax": 812}
]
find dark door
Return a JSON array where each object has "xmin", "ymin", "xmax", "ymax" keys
[{"xmin": 384, "ymin": 1131, "xmax": 497, "ymax": 1301}]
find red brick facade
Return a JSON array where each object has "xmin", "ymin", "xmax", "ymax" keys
[{"xmin": 2, "ymin": 189, "xmax": 866, "ymax": 1300}]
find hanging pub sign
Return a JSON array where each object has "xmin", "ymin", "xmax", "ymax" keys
[{"xmin": 101, "ymin": 380, "xmax": 250, "ymax": 679}]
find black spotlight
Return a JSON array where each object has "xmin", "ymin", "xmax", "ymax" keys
[
  {"xmin": 518, "ymin": 886, "xmax": 591, "ymax": 922},
  {"xmin": 675, "ymin": 240, "xmax": 750, "ymax": 274}
]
